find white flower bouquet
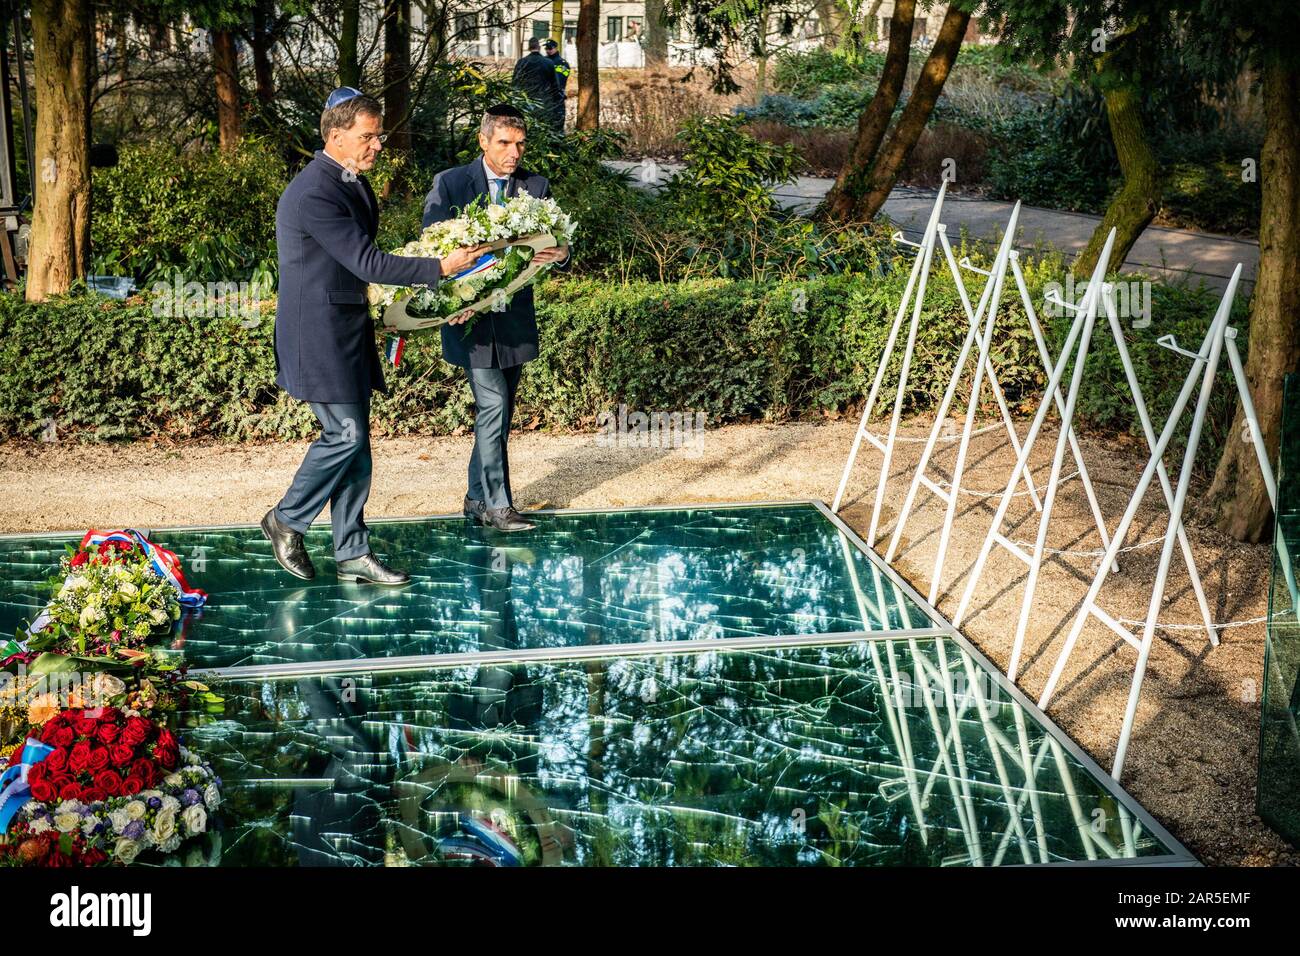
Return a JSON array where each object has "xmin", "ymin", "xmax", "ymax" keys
[{"xmin": 369, "ymin": 192, "xmax": 577, "ymax": 334}]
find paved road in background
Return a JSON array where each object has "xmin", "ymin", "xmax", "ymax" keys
[{"xmin": 608, "ymin": 159, "xmax": 1258, "ymax": 293}]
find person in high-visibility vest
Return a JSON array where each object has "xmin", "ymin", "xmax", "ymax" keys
[{"xmin": 543, "ymin": 38, "xmax": 571, "ymax": 130}]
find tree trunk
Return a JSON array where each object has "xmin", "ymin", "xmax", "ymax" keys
[
  {"xmin": 576, "ymin": 0, "xmax": 599, "ymax": 129},
  {"xmin": 26, "ymin": 0, "xmax": 92, "ymax": 302},
  {"xmin": 1072, "ymin": 81, "xmax": 1160, "ymax": 277},
  {"xmin": 813, "ymin": 0, "xmax": 845, "ymax": 49},
  {"xmin": 644, "ymin": 0, "xmax": 668, "ymax": 66},
  {"xmin": 382, "ymin": 0, "xmax": 412, "ymax": 150},
  {"xmin": 847, "ymin": 3, "xmax": 969, "ymax": 223},
  {"xmin": 1208, "ymin": 57, "xmax": 1300, "ymax": 541},
  {"xmin": 551, "ymin": 0, "xmax": 564, "ymax": 44},
  {"xmin": 211, "ymin": 29, "xmax": 241, "ymax": 151},
  {"xmin": 820, "ymin": 0, "xmax": 914, "ymax": 222},
  {"xmin": 339, "ymin": 0, "xmax": 361, "ymax": 88},
  {"xmin": 252, "ymin": 0, "xmax": 276, "ymax": 107}
]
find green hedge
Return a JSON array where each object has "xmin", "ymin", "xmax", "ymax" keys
[{"xmin": 0, "ymin": 266, "xmax": 1247, "ymax": 469}]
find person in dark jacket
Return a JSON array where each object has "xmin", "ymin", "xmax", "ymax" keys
[
  {"xmin": 512, "ymin": 37, "xmax": 563, "ymax": 131},
  {"xmin": 263, "ymin": 87, "xmax": 486, "ymax": 585},
  {"xmin": 543, "ymin": 39, "xmax": 570, "ymax": 129},
  {"xmin": 422, "ymin": 104, "xmax": 569, "ymax": 532}
]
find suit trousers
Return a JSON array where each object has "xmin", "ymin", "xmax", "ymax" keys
[
  {"xmin": 274, "ymin": 397, "xmax": 373, "ymax": 561},
  {"xmin": 466, "ymin": 364, "xmax": 523, "ymax": 510}
]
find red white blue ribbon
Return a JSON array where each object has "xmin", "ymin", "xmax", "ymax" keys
[
  {"xmin": 80, "ymin": 529, "xmax": 208, "ymax": 609},
  {"xmin": 0, "ymin": 738, "xmax": 54, "ymax": 832},
  {"xmin": 385, "ymin": 335, "xmax": 405, "ymax": 368}
]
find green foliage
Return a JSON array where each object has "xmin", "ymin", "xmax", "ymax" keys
[
  {"xmin": 91, "ymin": 138, "xmax": 287, "ymax": 286},
  {"xmin": 0, "ymin": 262, "xmax": 1247, "ymax": 476},
  {"xmin": 771, "ymin": 48, "xmax": 882, "ymax": 99},
  {"xmin": 984, "ymin": 89, "xmax": 1119, "ymax": 213},
  {"xmin": 663, "ymin": 114, "xmax": 798, "ymax": 228}
]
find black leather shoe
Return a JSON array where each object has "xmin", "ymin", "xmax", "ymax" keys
[
  {"xmin": 482, "ymin": 506, "xmax": 536, "ymax": 532},
  {"xmin": 261, "ymin": 509, "xmax": 315, "ymax": 580},
  {"xmin": 336, "ymin": 552, "xmax": 411, "ymax": 586},
  {"xmin": 463, "ymin": 495, "xmax": 486, "ymax": 523}
]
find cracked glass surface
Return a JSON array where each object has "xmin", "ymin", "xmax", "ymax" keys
[
  {"xmin": 0, "ymin": 505, "xmax": 936, "ymax": 670},
  {"xmin": 189, "ymin": 639, "xmax": 1176, "ymax": 866}
]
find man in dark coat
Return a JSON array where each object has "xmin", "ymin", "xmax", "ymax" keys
[
  {"xmin": 422, "ymin": 105, "xmax": 569, "ymax": 532},
  {"xmin": 263, "ymin": 88, "xmax": 486, "ymax": 585},
  {"xmin": 512, "ymin": 37, "xmax": 564, "ymax": 131},
  {"xmin": 543, "ymin": 39, "xmax": 571, "ymax": 129}
]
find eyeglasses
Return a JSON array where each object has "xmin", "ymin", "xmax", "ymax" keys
[{"xmin": 358, "ymin": 132, "xmax": 388, "ymax": 145}]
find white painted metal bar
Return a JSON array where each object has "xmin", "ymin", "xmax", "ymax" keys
[
  {"xmin": 952, "ymin": 230, "xmax": 1118, "ymax": 642},
  {"xmin": 1100, "ymin": 285, "xmax": 1219, "ymax": 646},
  {"xmin": 917, "ymin": 208, "xmax": 1026, "ymax": 606},
  {"xmin": 1008, "ymin": 252, "xmax": 1118, "ymax": 575},
  {"xmin": 1032, "ymin": 267, "xmax": 1242, "ymax": 780},
  {"xmin": 1112, "ymin": 286, "xmax": 1235, "ymax": 779},
  {"xmin": 832, "ymin": 182, "xmax": 950, "ymax": 517}
]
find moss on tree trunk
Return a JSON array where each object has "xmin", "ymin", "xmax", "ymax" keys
[{"xmin": 1072, "ymin": 81, "xmax": 1160, "ymax": 277}]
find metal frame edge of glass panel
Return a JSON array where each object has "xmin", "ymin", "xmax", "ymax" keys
[{"xmin": 812, "ymin": 499, "xmax": 1199, "ymax": 866}]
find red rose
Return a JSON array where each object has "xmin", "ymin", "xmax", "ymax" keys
[
  {"xmin": 72, "ymin": 716, "xmax": 98, "ymax": 737},
  {"xmin": 95, "ymin": 723, "xmax": 120, "ymax": 745},
  {"xmin": 27, "ymin": 761, "xmax": 48, "ymax": 783},
  {"xmin": 120, "ymin": 718, "xmax": 151, "ymax": 747},
  {"xmin": 120, "ymin": 775, "xmax": 144, "ymax": 796},
  {"xmin": 67, "ymin": 741, "xmax": 92, "ymax": 774},
  {"xmin": 129, "ymin": 758, "xmax": 156, "ymax": 785},
  {"xmin": 156, "ymin": 727, "xmax": 177, "ymax": 749},
  {"xmin": 42, "ymin": 748, "xmax": 67, "ymax": 773},
  {"xmin": 98, "ymin": 708, "xmax": 122, "ymax": 725},
  {"xmin": 108, "ymin": 743, "xmax": 134, "ymax": 767},
  {"xmin": 81, "ymin": 787, "xmax": 107, "ymax": 803},
  {"xmin": 92, "ymin": 769, "xmax": 122, "ymax": 796},
  {"xmin": 28, "ymin": 779, "xmax": 56, "ymax": 802},
  {"xmin": 155, "ymin": 746, "xmax": 178, "ymax": 770},
  {"xmin": 86, "ymin": 746, "xmax": 111, "ymax": 773},
  {"xmin": 52, "ymin": 727, "xmax": 74, "ymax": 748},
  {"xmin": 57, "ymin": 782, "xmax": 83, "ymax": 801},
  {"xmin": 69, "ymin": 551, "xmax": 89, "ymax": 568},
  {"xmin": 48, "ymin": 772, "xmax": 74, "ymax": 790}
]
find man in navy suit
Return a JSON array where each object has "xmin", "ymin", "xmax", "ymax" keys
[
  {"xmin": 263, "ymin": 88, "xmax": 486, "ymax": 585},
  {"xmin": 422, "ymin": 104, "xmax": 569, "ymax": 532}
]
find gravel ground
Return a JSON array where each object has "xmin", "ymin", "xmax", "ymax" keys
[{"xmin": 0, "ymin": 419, "xmax": 1293, "ymax": 866}]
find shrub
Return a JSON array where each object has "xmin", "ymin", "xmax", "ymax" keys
[
  {"xmin": 0, "ymin": 261, "xmax": 1248, "ymax": 478},
  {"xmin": 91, "ymin": 138, "xmax": 287, "ymax": 286}
]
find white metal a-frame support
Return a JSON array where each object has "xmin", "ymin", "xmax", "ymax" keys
[
  {"xmin": 830, "ymin": 183, "xmax": 1040, "ymax": 541},
  {"xmin": 880, "ymin": 203, "xmax": 1117, "ymax": 607},
  {"xmin": 1033, "ymin": 266, "xmax": 1263, "ymax": 780},
  {"xmin": 951, "ymin": 229, "xmax": 1219, "ymax": 681}
]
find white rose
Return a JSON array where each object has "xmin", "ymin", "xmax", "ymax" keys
[
  {"xmin": 124, "ymin": 800, "xmax": 148, "ymax": 820},
  {"xmin": 153, "ymin": 808, "xmax": 177, "ymax": 844},
  {"xmin": 79, "ymin": 605, "xmax": 103, "ymax": 629},
  {"xmin": 182, "ymin": 803, "xmax": 207, "ymax": 835},
  {"xmin": 164, "ymin": 772, "xmax": 184, "ymax": 788},
  {"xmin": 150, "ymin": 608, "xmax": 169, "ymax": 626},
  {"xmin": 117, "ymin": 581, "xmax": 138, "ymax": 599},
  {"xmin": 54, "ymin": 811, "xmax": 81, "ymax": 833},
  {"xmin": 114, "ymin": 837, "xmax": 143, "ymax": 864}
]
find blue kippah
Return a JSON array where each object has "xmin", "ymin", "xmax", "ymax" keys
[{"xmin": 325, "ymin": 86, "xmax": 364, "ymax": 109}]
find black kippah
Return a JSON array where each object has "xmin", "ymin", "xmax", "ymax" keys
[{"xmin": 485, "ymin": 103, "xmax": 524, "ymax": 119}]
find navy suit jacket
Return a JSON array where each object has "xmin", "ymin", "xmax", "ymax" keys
[
  {"xmin": 422, "ymin": 159, "xmax": 558, "ymax": 369},
  {"xmin": 274, "ymin": 150, "xmax": 442, "ymax": 403}
]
